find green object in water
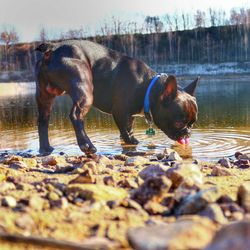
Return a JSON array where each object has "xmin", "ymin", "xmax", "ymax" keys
[{"xmin": 146, "ymin": 127, "xmax": 155, "ymax": 135}]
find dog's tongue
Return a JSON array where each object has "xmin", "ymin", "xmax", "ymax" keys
[{"xmin": 177, "ymin": 138, "xmax": 190, "ymax": 145}]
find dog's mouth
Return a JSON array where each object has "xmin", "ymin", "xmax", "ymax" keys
[{"xmin": 162, "ymin": 130, "xmax": 191, "ymax": 145}]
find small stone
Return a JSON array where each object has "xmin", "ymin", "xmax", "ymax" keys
[
  {"xmin": 211, "ymin": 165, "xmax": 233, "ymax": 176},
  {"xmin": 2, "ymin": 196, "xmax": 17, "ymax": 208},
  {"xmin": 42, "ymin": 156, "xmax": 58, "ymax": 166},
  {"xmin": 205, "ymin": 221, "xmax": 250, "ymax": 250},
  {"xmin": 114, "ymin": 154, "xmax": 128, "ymax": 161},
  {"xmin": 51, "ymin": 197, "xmax": 69, "ymax": 209},
  {"xmin": 95, "ymin": 155, "xmax": 111, "ymax": 166},
  {"xmin": 128, "ymin": 217, "xmax": 216, "ymax": 250},
  {"xmin": 103, "ymin": 176, "xmax": 116, "ymax": 186},
  {"xmin": 199, "ymin": 203, "xmax": 227, "ymax": 224},
  {"xmin": 0, "ymin": 182, "xmax": 16, "ymax": 192},
  {"xmin": 9, "ymin": 161, "xmax": 28, "ymax": 170},
  {"xmin": 15, "ymin": 214, "xmax": 35, "ymax": 230},
  {"xmin": 237, "ymin": 182, "xmax": 250, "ymax": 213},
  {"xmin": 47, "ymin": 192, "xmax": 60, "ymax": 201},
  {"xmin": 131, "ymin": 176, "xmax": 172, "ymax": 205},
  {"xmin": 144, "ymin": 201, "xmax": 168, "ymax": 215},
  {"xmin": 125, "ymin": 156, "xmax": 149, "ymax": 166},
  {"xmin": 138, "ymin": 164, "xmax": 169, "ymax": 180},
  {"xmin": 167, "ymin": 151, "xmax": 182, "ymax": 161},
  {"xmin": 29, "ymin": 195, "xmax": 44, "ymax": 210},
  {"xmin": 218, "ymin": 157, "xmax": 232, "ymax": 168},
  {"xmin": 66, "ymin": 184, "xmax": 127, "ymax": 202},
  {"xmin": 166, "ymin": 163, "xmax": 203, "ymax": 189},
  {"xmin": 230, "ymin": 211, "xmax": 244, "ymax": 221},
  {"xmin": 69, "ymin": 169, "xmax": 95, "ymax": 184},
  {"xmin": 118, "ymin": 178, "xmax": 138, "ymax": 189},
  {"xmin": 176, "ymin": 187, "xmax": 220, "ymax": 216}
]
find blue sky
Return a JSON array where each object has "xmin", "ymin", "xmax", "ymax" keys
[{"xmin": 0, "ymin": 0, "xmax": 249, "ymax": 42}]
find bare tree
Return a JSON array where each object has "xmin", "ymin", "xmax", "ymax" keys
[
  {"xmin": 39, "ymin": 27, "xmax": 48, "ymax": 42},
  {"xmin": 145, "ymin": 16, "xmax": 163, "ymax": 33},
  {"xmin": 194, "ymin": 10, "xmax": 206, "ymax": 28}
]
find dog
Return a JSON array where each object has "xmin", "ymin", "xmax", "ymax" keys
[{"xmin": 35, "ymin": 40, "xmax": 199, "ymax": 155}]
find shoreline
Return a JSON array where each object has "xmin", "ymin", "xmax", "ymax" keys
[{"xmin": 0, "ymin": 149, "xmax": 249, "ymax": 249}]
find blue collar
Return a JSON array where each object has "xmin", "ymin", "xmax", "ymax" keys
[{"xmin": 144, "ymin": 74, "xmax": 168, "ymax": 124}]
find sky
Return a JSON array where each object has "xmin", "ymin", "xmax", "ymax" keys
[{"xmin": 0, "ymin": 0, "xmax": 250, "ymax": 42}]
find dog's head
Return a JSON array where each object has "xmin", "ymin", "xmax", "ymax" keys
[{"xmin": 151, "ymin": 75, "xmax": 199, "ymax": 143}]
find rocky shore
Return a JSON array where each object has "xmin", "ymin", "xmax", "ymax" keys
[{"xmin": 0, "ymin": 149, "xmax": 249, "ymax": 250}]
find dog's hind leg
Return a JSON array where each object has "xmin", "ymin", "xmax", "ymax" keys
[{"xmin": 36, "ymin": 78, "xmax": 55, "ymax": 155}]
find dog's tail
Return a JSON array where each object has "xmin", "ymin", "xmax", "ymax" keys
[{"xmin": 35, "ymin": 42, "xmax": 55, "ymax": 53}]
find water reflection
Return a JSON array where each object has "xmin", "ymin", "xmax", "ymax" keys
[{"xmin": 0, "ymin": 76, "xmax": 249, "ymax": 161}]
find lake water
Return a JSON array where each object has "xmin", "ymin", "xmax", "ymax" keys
[{"xmin": 0, "ymin": 76, "xmax": 249, "ymax": 161}]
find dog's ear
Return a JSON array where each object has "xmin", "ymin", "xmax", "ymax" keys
[
  {"xmin": 184, "ymin": 77, "xmax": 200, "ymax": 96},
  {"xmin": 160, "ymin": 75, "xmax": 177, "ymax": 101}
]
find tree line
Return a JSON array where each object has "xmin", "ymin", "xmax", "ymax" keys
[{"xmin": 1, "ymin": 7, "xmax": 250, "ymax": 74}]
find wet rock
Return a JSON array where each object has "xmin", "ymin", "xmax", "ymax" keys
[
  {"xmin": 9, "ymin": 161, "xmax": 28, "ymax": 170},
  {"xmin": 0, "ymin": 182, "xmax": 16, "ymax": 192},
  {"xmin": 211, "ymin": 165, "xmax": 233, "ymax": 176},
  {"xmin": 205, "ymin": 221, "xmax": 250, "ymax": 250},
  {"xmin": 166, "ymin": 163, "xmax": 203, "ymax": 188},
  {"xmin": 2, "ymin": 196, "xmax": 17, "ymax": 208},
  {"xmin": 218, "ymin": 157, "xmax": 232, "ymax": 168},
  {"xmin": 237, "ymin": 182, "xmax": 250, "ymax": 213},
  {"xmin": 200, "ymin": 203, "xmax": 227, "ymax": 224},
  {"xmin": 69, "ymin": 169, "xmax": 95, "ymax": 184},
  {"xmin": 128, "ymin": 217, "xmax": 216, "ymax": 250},
  {"xmin": 66, "ymin": 184, "xmax": 127, "ymax": 202},
  {"xmin": 114, "ymin": 154, "xmax": 128, "ymax": 161},
  {"xmin": 125, "ymin": 156, "xmax": 149, "ymax": 166},
  {"xmin": 29, "ymin": 195, "xmax": 44, "ymax": 210},
  {"xmin": 103, "ymin": 176, "xmax": 116, "ymax": 186},
  {"xmin": 167, "ymin": 151, "xmax": 183, "ymax": 161},
  {"xmin": 138, "ymin": 164, "xmax": 169, "ymax": 180},
  {"xmin": 131, "ymin": 176, "xmax": 172, "ymax": 205},
  {"xmin": 15, "ymin": 214, "xmax": 35, "ymax": 230},
  {"xmin": 176, "ymin": 187, "xmax": 220, "ymax": 216},
  {"xmin": 125, "ymin": 151, "xmax": 147, "ymax": 157}
]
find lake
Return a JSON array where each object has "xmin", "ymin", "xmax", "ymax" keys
[{"xmin": 0, "ymin": 76, "xmax": 249, "ymax": 161}]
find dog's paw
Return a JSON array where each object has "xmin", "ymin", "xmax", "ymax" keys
[
  {"xmin": 39, "ymin": 146, "xmax": 54, "ymax": 156},
  {"xmin": 123, "ymin": 136, "xmax": 139, "ymax": 145},
  {"xmin": 80, "ymin": 143, "xmax": 97, "ymax": 155}
]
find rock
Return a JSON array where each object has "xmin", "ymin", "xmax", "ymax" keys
[
  {"xmin": 218, "ymin": 157, "xmax": 232, "ymax": 168},
  {"xmin": 131, "ymin": 176, "xmax": 172, "ymax": 205},
  {"xmin": 9, "ymin": 161, "xmax": 28, "ymax": 170},
  {"xmin": 69, "ymin": 169, "xmax": 95, "ymax": 184},
  {"xmin": 82, "ymin": 237, "xmax": 118, "ymax": 249},
  {"xmin": 103, "ymin": 176, "xmax": 116, "ymax": 186},
  {"xmin": 114, "ymin": 154, "xmax": 128, "ymax": 161},
  {"xmin": 84, "ymin": 161, "xmax": 98, "ymax": 174},
  {"xmin": 42, "ymin": 156, "xmax": 58, "ymax": 166},
  {"xmin": 143, "ymin": 201, "xmax": 168, "ymax": 215},
  {"xmin": 166, "ymin": 163, "xmax": 203, "ymax": 188},
  {"xmin": 0, "ymin": 174, "xmax": 6, "ymax": 182},
  {"xmin": 47, "ymin": 191, "xmax": 60, "ymax": 201},
  {"xmin": 237, "ymin": 182, "xmax": 250, "ymax": 213},
  {"xmin": 0, "ymin": 182, "xmax": 16, "ymax": 192},
  {"xmin": 50, "ymin": 197, "xmax": 69, "ymax": 209},
  {"xmin": 29, "ymin": 195, "xmax": 44, "ymax": 210},
  {"xmin": 125, "ymin": 156, "xmax": 149, "ymax": 166},
  {"xmin": 211, "ymin": 165, "xmax": 233, "ymax": 176},
  {"xmin": 205, "ymin": 221, "xmax": 250, "ymax": 250},
  {"xmin": 15, "ymin": 214, "xmax": 35, "ymax": 230},
  {"xmin": 66, "ymin": 184, "xmax": 127, "ymax": 202},
  {"xmin": 176, "ymin": 187, "xmax": 220, "ymax": 216},
  {"xmin": 128, "ymin": 217, "xmax": 216, "ymax": 250},
  {"xmin": 2, "ymin": 196, "xmax": 17, "ymax": 208},
  {"xmin": 95, "ymin": 155, "xmax": 111, "ymax": 166},
  {"xmin": 22, "ymin": 158, "xmax": 37, "ymax": 168},
  {"xmin": 118, "ymin": 178, "xmax": 138, "ymax": 189},
  {"xmin": 199, "ymin": 204, "xmax": 227, "ymax": 224},
  {"xmin": 167, "ymin": 151, "xmax": 182, "ymax": 161},
  {"xmin": 138, "ymin": 164, "xmax": 169, "ymax": 180},
  {"xmin": 2, "ymin": 155, "xmax": 22, "ymax": 164}
]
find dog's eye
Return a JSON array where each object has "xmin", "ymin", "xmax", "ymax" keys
[{"xmin": 175, "ymin": 121, "xmax": 185, "ymax": 129}]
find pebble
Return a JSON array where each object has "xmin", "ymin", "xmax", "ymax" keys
[
  {"xmin": 128, "ymin": 217, "xmax": 216, "ymax": 250},
  {"xmin": 167, "ymin": 151, "xmax": 183, "ymax": 161},
  {"xmin": 205, "ymin": 221, "xmax": 250, "ymax": 250},
  {"xmin": 237, "ymin": 182, "xmax": 250, "ymax": 213},
  {"xmin": 138, "ymin": 164, "xmax": 169, "ymax": 180},
  {"xmin": 218, "ymin": 157, "xmax": 232, "ymax": 168},
  {"xmin": 211, "ymin": 165, "xmax": 233, "ymax": 176},
  {"xmin": 125, "ymin": 156, "xmax": 149, "ymax": 166},
  {"xmin": 2, "ymin": 196, "xmax": 17, "ymax": 208},
  {"xmin": 29, "ymin": 195, "xmax": 44, "ymax": 210},
  {"xmin": 166, "ymin": 163, "xmax": 203, "ymax": 188},
  {"xmin": 69, "ymin": 169, "xmax": 95, "ymax": 184},
  {"xmin": 0, "ymin": 182, "xmax": 16, "ymax": 192},
  {"xmin": 15, "ymin": 214, "xmax": 35, "ymax": 230}
]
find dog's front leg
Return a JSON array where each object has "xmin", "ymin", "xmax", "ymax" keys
[
  {"xmin": 36, "ymin": 90, "xmax": 55, "ymax": 155},
  {"xmin": 69, "ymin": 87, "xmax": 96, "ymax": 154},
  {"xmin": 113, "ymin": 113, "xmax": 139, "ymax": 145}
]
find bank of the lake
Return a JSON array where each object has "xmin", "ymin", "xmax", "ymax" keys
[{"xmin": 0, "ymin": 149, "xmax": 249, "ymax": 250}]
